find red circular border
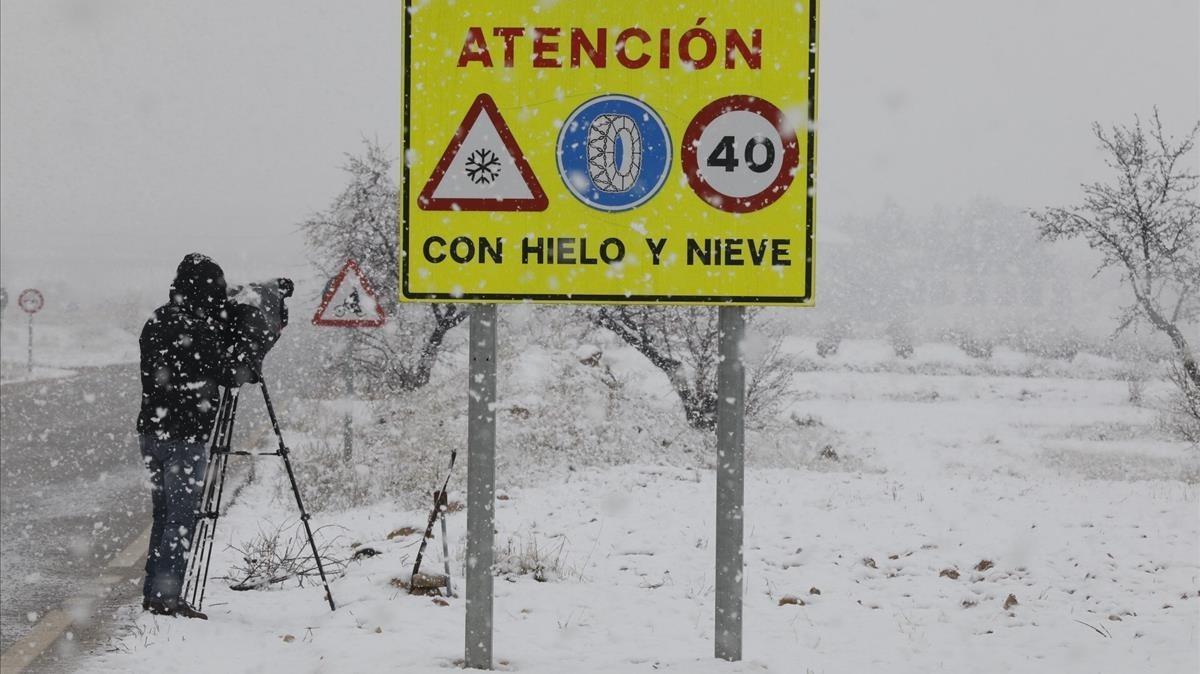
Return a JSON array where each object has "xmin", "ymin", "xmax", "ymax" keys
[
  {"xmin": 681, "ymin": 95, "xmax": 800, "ymax": 214},
  {"xmin": 18, "ymin": 288, "xmax": 44, "ymax": 314}
]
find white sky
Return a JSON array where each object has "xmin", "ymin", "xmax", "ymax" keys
[{"xmin": 1, "ymin": 0, "xmax": 1197, "ymax": 300}]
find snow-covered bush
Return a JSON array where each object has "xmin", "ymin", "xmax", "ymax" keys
[
  {"xmin": 501, "ymin": 351, "xmax": 673, "ymax": 470},
  {"xmin": 886, "ymin": 320, "xmax": 915, "ymax": 359},
  {"xmin": 1000, "ymin": 326, "xmax": 1088, "ymax": 361},
  {"xmin": 1042, "ymin": 330, "xmax": 1088, "ymax": 361},
  {"xmin": 815, "ymin": 321, "xmax": 847, "ymax": 358},
  {"xmin": 946, "ymin": 327, "xmax": 994, "ymax": 360},
  {"xmin": 585, "ymin": 306, "xmax": 799, "ymax": 431},
  {"xmin": 281, "ymin": 305, "xmax": 864, "ymax": 515},
  {"xmin": 493, "ymin": 532, "xmax": 569, "ymax": 582},
  {"xmin": 1161, "ymin": 359, "xmax": 1200, "ymax": 444},
  {"xmin": 290, "ymin": 434, "xmax": 376, "ymax": 512},
  {"xmin": 1123, "ymin": 366, "xmax": 1146, "ymax": 405},
  {"xmin": 281, "ymin": 357, "xmax": 467, "ymax": 511}
]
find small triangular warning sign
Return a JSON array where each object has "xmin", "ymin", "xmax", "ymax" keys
[
  {"xmin": 312, "ymin": 260, "xmax": 386, "ymax": 327},
  {"xmin": 418, "ymin": 93, "xmax": 548, "ymax": 212}
]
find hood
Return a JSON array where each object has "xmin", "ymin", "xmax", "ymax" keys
[{"xmin": 170, "ymin": 253, "xmax": 227, "ymax": 318}]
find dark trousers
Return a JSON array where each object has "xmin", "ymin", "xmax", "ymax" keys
[{"xmin": 140, "ymin": 434, "xmax": 207, "ymax": 605}]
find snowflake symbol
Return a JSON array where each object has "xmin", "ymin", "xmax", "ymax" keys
[{"xmin": 464, "ymin": 148, "xmax": 502, "ymax": 185}]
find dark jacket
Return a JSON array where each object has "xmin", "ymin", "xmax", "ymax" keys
[{"xmin": 137, "ymin": 255, "xmax": 233, "ymax": 443}]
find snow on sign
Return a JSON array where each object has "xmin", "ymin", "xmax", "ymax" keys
[
  {"xmin": 312, "ymin": 260, "xmax": 386, "ymax": 327},
  {"xmin": 402, "ymin": 1, "xmax": 819, "ymax": 305}
]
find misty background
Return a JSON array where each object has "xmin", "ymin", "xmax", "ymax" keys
[{"xmin": 1, "ymin": 0, "xmax": 1198, "ymax": 340}]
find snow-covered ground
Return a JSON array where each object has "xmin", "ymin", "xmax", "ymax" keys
[
  {"xmin": 0, "ymin": 318, "xmax": 137, "ymax": 382},
  {"xmin": 84, "ymin": 341, "xmax": 1200, "ymax": 674}
]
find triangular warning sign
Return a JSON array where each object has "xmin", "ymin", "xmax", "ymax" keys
[
  {"xmin": 418, "ymin": 93, "xmax": 548, "ymax": 212},
  {"xmin": 312, "ymin": 259, "xmax": 387, "ymax": 327}
]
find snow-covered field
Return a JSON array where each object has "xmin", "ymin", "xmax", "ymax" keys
[
  {"xmin": 0, "ymin": 318, "xmax": 137, "ymax": 382},
  {"xmin": 84, "ymin": 340, "xmax": 1200, "ymax": 674}
]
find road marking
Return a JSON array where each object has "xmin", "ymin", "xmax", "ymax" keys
[
  {"xmin": 108, "ymin": 525, "xmax": 152, "ymax": 570},
  {"xmin": 0, "ymin": 525, "xmax": 151, "ymax": 674},
  {"xmin": 0, "ymin": 611, "xmax": 73, "ymax": 674}
]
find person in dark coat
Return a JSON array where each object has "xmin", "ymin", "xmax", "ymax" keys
[{"xmin": 137, "ymin": 253, "xmax": 234, "ymax": 619}]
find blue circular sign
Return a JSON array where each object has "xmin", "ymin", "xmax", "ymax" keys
[{"xmin": 556, "ymin": 95, "xmax": 672, "ymax": 212}]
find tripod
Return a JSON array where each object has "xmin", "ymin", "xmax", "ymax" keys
[{"xmin": 181, "ymin": 379, "xmax": 336, "ymax": 612}]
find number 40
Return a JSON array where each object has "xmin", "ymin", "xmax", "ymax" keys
[{"xmin": 706, "ymin": 135, "xmax": 776, "ymax": 174}]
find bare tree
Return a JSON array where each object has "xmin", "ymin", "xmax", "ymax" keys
[
  {"xmin": 351, "ymin": 303, "xmax": 466, "ymax": 391},
  {"xmin": 302, "ymin": 140, "xmax": 466, "ymax": 392},
  {"xmin": 1032, "ymin": 111, "xmax": 1200, "ymax": 390},
  {"xmin": 589, "ymin": 306, "xmax": 794, "ymax": 431}
]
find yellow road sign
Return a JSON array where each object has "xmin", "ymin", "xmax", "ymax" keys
[{"xmin": 402, "ymin": 1, "xmax": 818, "ymax": 305}]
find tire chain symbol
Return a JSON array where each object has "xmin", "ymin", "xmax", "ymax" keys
[{"xmin": 586, "ymin": 114, "xmax": 643, "ymax": 193}]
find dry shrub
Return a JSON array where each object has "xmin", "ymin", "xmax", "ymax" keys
[
  {"xmin": 493, "ymin": 532, "xmax": 569, "ymax": 583},
  {"xmin": 226, "ymin": 520, "xmax": 348, "ymax": 591}
]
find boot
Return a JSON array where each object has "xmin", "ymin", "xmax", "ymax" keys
[
  {"xmin": 170, "ymin": 600, "xmax": 208, "ymax": 620},
  {"xmin": 143, "ymin": 599, "xmax": 173, "ymax": 616}
]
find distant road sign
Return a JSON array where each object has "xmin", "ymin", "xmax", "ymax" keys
[
  {"xmin": 18, "ymin": 289, "xmax": 44, "ymax": 314},
  {"xmin": 312, "ymin": 260, "xmax": 386, "ymax": 327},
  {"xmin": 402, "ymin": 1, "xmax": 819, "ymax": 305}
]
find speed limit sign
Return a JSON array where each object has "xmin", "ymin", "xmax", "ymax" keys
[
  {"xmin": 18, "ymin": 288, "xmax": 44, "ymax": 314},
  {"xmin": 681, "ymin": 95, "xmax": 801, "ymax": 214}
]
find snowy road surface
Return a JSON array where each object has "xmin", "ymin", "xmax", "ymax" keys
[{"xmin": 0, "ymin": 364, "xmax": 147, "ymax": 663}]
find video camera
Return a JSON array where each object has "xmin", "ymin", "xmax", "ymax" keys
[{"xmin": 223, "ymin": 277, "xmax": 294, "ymax": 385}]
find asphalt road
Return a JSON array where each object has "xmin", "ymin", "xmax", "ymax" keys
[{"xmin": 0, "ymin": 364, "xmax": 148, "ymax": 670}]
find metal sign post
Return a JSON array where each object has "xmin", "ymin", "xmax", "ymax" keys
[
  {"xmin": 465, "ymin": 304, "xmax": 497, "ymax": 670},
  {"xmin": 311, "ymin": 259, "xmax": 387, "ymax": 463},
  {"xmin": 18, "ymin": 289, "xmax": 44, "ymax": 375},
  {"xmin": 342, "ymin": 332, "xmax": 355, "ymax": 462},
  {"xmin": 715, "ymin": 306, "xmax": 746, "ymax": 660}
]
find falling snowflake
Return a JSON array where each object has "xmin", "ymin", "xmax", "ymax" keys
[{"xmin": 464, "ymin": 148, "xmax": 501, "ymax": 185}]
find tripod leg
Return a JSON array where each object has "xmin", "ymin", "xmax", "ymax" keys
[
  {"xmin": 259, "ymin": 380, "xmax": 337, "ymax": 611},
  {"xmin": 183, "ymin": 451, "xmax": 218, "ymax": 606},
  {"xmin": 184, "ymin": 388, "xmax": 238, "ymax": 610},
  {"xmin": 188, "ymin": 451, "xmax": 223, "ymax": 608},
  {"xmin": 196, "ymin": 445, "xmax": 232, "ymax": 610},
  {"xmin": 183, "ymin": 389, "xmax": 231, "ymax": 605},
  {"xmin": 440, "ymin": 495, "xmax": 452, "ymax": 597},
  {"xmin": 197, "ymin": 390, "xmax": 241, "ymax": 609}
]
